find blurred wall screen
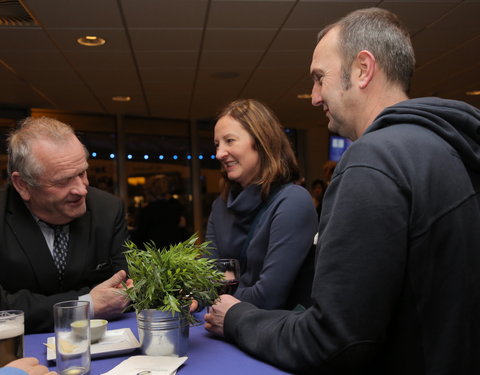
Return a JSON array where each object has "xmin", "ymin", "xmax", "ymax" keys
[{"xmin": 329, "ymin": 135, "xmax": 352, "ymax": 162}]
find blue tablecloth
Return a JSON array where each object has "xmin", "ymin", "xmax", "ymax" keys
[{"xmin": 24, "ymin": 311, "xmax": 291, "ymax": 375}]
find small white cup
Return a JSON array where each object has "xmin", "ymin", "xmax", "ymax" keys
[{"xmin": 89, "ymin": 319, "xmax": 108, "ymax": 343}]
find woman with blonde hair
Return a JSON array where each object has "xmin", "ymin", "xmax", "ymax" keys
[{"xmin": 206, "ymin": 99, "xmax": 317, "ymax": 309}]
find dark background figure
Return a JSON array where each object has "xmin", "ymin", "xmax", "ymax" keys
[
  {"xmin": 310, "ymin": 178, "xmax": 326, "ymax": 218},
  {"xmin": 322, "ymin": 160, "xmax": 337, "ymax": 184},
  {"xmin": 132, "ymin": 174, "xmax": 189, "ymax": 250},
  {"xmin": 95, "ymin": 175, "xmax": 115, "ymax": 194},
  {"xmin": 294, "ymin": 175, "xmax": 307, "ymax": 188}
]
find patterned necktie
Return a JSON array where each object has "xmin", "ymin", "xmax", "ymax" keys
[{"xmin": 51, "ymin": 225, "xmax": 69, "ymax": 282}]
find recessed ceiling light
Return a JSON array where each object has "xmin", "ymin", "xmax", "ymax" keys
[
  {"xmin": 112, "ymin": 96, "xmax": 131, "ymax": 102},
  {"xmin": 297, "ymin": 94, "xmax": 312, "ymax": 99},
  {"xmin": 466, "ymin": 90, "xmax": 480, "ymax": 96},
  {"xmin": 77, "ymin": 36, "xmax": 106, "ymax": 47}
]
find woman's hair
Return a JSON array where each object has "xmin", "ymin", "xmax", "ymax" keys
[
  {"xmin": 216, "ymin": 99, "xmax": 300, "ymax": 200},
  {"xmin": 7, "ymin": 116, "xmax": 87, "ymax": 186},
  {"xmin": 318, "ymin": 7, "xmax": 415, "ymax": 93}
]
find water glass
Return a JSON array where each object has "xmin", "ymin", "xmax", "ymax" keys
[
  {"xmin": 53, "ymin": 301, "xmax": 90, "ymax": 375},
  {"xmin": 0, "ymin": 310, "xmax": 24, "ymax": 367}
]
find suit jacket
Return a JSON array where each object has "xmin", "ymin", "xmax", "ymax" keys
[{"xmin": 0, "ymin": 185, "xmax": 129, "ymax": 333}]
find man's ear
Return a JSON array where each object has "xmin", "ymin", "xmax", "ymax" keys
[
  {"xmin": 354, "ymin": 50, "xmax": 376, "ymax": 89},
  {"xmin": 11, "ymin": 172, "xmax": 32, "ymax": 201}
]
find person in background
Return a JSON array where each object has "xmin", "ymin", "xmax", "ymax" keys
[
  {"xmin": 322, "ymin": 160, "xmax": 337, "ymax": 184},
  {"xmin": 0, "ymin": 358, "xmax": 55, "ymax": 375},
  {"xmin": 293, "ymin": 175, "xmax": 307, "ymax": 188},
  {"xmin": 132, "ymin": 174, "xmax": 189, "ymax": 250},
  {"xmin": 206, "ymin": 99, "xmax": 318, "ymax": 310},
  {"xmin": 310, "ymin": 178, "xmax": 326, "ymax": 218},
  {"xmin": 205, "ymin": 7, "xmax": 480, "ymax": 374},
  {"xmin": 0, "ymin": 117, "xmax": 132, "ymax": 333},
  {"xmin": 94, "ymin": 175, "xmax": 115, "ymax": 195}
]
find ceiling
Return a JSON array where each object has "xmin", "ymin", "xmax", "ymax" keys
[{"xmin": 0, "ymin": 0, "xmax": 479, "ymax": 130}]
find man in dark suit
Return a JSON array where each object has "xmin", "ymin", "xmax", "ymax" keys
[{"xmin": 0, "ymin": 116, "xmax": 132, "ymax": 333}]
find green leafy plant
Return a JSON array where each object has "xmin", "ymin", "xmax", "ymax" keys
[{"xmin": 122, "ymin": 234, "xmax": 224, "ymax": 324}]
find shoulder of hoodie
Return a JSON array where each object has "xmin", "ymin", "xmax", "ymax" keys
[
  {"xmin": 350, "ymin": 96, "xmax": 478, "ymax": 158},
  {"xmin": 335, "ymin": 100, "xmax": 465, "ymax": 179}
]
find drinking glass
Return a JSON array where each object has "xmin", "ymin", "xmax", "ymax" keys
[
  {"xmin": 214, "ymin": 258, "xmax": 240, "ymax": 295},
  {"xmin": 53, "ymin": 301, "xmax": 90, "ymax": 375},
  {"xmin": 0, "ymin": 310, "xmax": 24, "ymax": 367}
]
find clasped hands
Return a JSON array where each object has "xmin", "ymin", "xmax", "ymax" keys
[{"xmin": 204, "ymin": 294, "xmax": 241, "ymax": 337}]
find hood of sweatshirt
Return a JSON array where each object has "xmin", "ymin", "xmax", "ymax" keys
[{"xmin": 366, "ymin": 97, "xmax": 480, "ymax": 173}]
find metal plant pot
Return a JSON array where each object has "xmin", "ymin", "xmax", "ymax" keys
[{"xmin": 136, "ymin": 309, "xmax": 189, "ymax": 356}]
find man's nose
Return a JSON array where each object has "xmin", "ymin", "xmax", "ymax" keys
[
  {"xmin": 311, "ymin": 83, "xmax": 323, "ymax": 107},
  {"xmin": 71, "ymin": 174, "xmax": 88, "ymax": 195}
]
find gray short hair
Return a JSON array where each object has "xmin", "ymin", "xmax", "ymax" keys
[
  {"xmin": 318, "ymin": 7, "xmax": 415, "ymax": 93},
  {"xmin": 7, "ymin": 117, "xmax": 89, "ymax": 186}
]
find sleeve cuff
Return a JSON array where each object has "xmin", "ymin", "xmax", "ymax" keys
[
  {"xmin": 79, "ymin": 294, "xmax": 95, "ymax": 318},
  {"xmin": 1, "ymin": 367, "xmax": 28, "ymax": 375},
  {"xmin": 223, "ymin": 301, "xmax": 258, "ymax": 341}
]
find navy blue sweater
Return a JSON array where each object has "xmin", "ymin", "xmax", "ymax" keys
[{"xmin": 206, "ymin": 183, "xmax": 318, "ymax": 309}]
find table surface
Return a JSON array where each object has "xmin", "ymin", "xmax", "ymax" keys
[{"xmin": 25, "ymin": 311, "xmax": 291, "ymax": 375}]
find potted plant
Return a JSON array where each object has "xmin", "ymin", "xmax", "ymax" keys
[{"xmin": 122, "ymin": 234, "xmax": 224, "ymax": 356}]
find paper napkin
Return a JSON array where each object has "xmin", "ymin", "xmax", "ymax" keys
[{"xmin": 101, "ymin": 355, "xmax": 188, "ymax": 375}]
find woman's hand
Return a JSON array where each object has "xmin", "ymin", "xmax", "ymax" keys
[{"xmin": 189, "ymin": 299, "xmax": 199, "ymax": 312}]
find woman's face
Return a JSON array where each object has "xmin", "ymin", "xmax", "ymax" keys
[{"xmin": 214, "ymin": 115, "xmax": 260, "ymax": 188}]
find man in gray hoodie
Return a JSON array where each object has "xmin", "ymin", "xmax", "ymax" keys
[{"xmin": 205, "ymin": 7, "xmax": 480, "ymax": 375}]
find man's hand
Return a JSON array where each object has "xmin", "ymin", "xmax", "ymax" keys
[
  {"xmin": 204, "ymin": 294, "xmax": 241, "ymax": 337},
  {"xmin": 6, "ymin": 357, "xmax": 56, "ymax": 375},
  {"xmin": 90, "ymin": 270, "xmax": 132, "ymax": 319}
]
